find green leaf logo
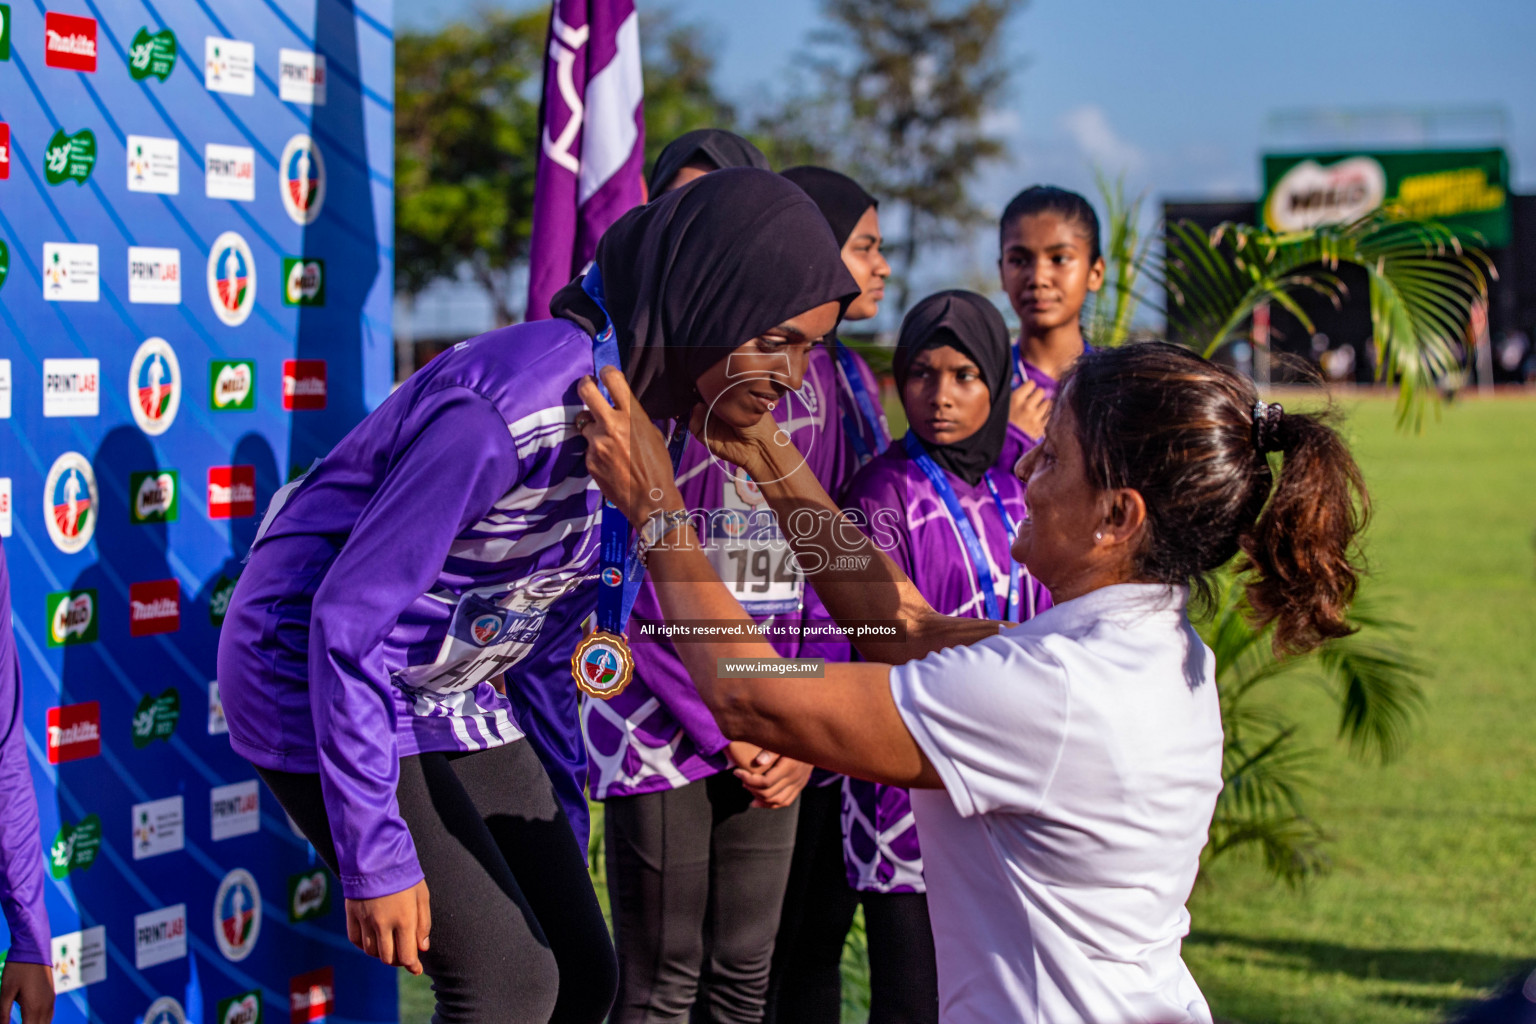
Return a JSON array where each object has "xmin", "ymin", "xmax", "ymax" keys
[
  {"xmin": 128, "ymin": 27, "xmax": 176, "ymax": 81},
  {"xmin": 43, "ymin": 128, "xmax": 96, "ymax": 186},
  {"xmin": 131, "ymin": 688, "xmax": 180, "ymax": 748},
  {"xmin": 209, "ymin": 574, "xmax": 237, "ymax": 627},
  {"xmin": 48, "ymin": 814, "xmax": 102, "ymax": 878}
]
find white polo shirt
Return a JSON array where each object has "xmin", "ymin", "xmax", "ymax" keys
[{"xmin": 890, "ymin": 583, "xmax": 1223, "ymax": 1024}]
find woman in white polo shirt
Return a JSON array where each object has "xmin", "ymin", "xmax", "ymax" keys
[{"xmin": 573, "ymin": 342, "xmax": 1367, "ymax": 1023}]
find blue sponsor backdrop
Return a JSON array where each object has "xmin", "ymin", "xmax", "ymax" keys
[{"xmin": 0, "ymin": 0, "xmax": 394, "ymax": 1021}]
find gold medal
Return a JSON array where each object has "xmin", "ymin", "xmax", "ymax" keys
[{"xmin": 571, "ymin": 629, "xmax": 635, "ymax": 699}]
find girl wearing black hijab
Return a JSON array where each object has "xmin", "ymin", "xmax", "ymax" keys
[
  {"xmin": 217, "ymin": 169, "xmax": 855, "ymax": 1024},
  {"xmin": 648, "ymin": 128, "xmax": 771, "ymax": 196}
]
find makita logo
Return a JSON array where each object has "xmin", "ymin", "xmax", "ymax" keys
[
  {"xmin": 282, "ymin": 360, "xmax": 326, "ymax": 410},
  {"xmin": 208, "ymin": 465, "xmax": 257, "ymax": 518},
  {"xmin": 132, "ymin": 599, "xmax": 176, "ymax": 620},
  {"xmin": 130, "ymin": 579, "xmax": 180, "ymax": 636},
  {"xmin": 46, "ymin": 702, "xmax": 101, "ymax": 763},
  {"xmin": 44, "ymin": 13, "xmax": 97, "ymax": 71},
  {"xmin": 47, "ymin": 30, "xmax": 93, "ymax": 55}
]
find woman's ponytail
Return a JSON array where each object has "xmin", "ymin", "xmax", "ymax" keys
[{"xmin": 1238, "ymin": 408, "xmax": 1369, "ymax": 655}]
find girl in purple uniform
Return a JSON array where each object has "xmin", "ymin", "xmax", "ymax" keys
[
  {"xmin": 590, "ymin": 164, "xmax": 890, "ymax": 1024},
  {"xmin": 0, "ymin": 539, "xmax": 54, "ymax": 1024},
  {"xmin": 999, "ymin": 187, "xmax": 1106, "ymax": 460},
  {"xmin": 216, "ymin": 170, "xmax": 857, "ymax": 1024}
]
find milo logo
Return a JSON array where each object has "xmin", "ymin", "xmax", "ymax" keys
[
  {"xmin": 131, "ymin": 688, "xmax": 179, "ymax": 748},
  {"xmin": 287, "ymin": 868, "xmax": 331, "ymax": 922},
  {"xmin": 0, "ymin": 239, "xmax": 8, "ymax": 293},
  {"xmin": 131, "ymin": 470, "xmax": 179, "ymax": 523},
  {"xmin": 43, "ymin": 128, "xmax": 96, "ymax": 186},
  {"xmin": 49, "ymin": 814, "xmax": 102, "ymax": 878},
  {"xmin": 210, "ymin": 360, "xmax": 255, "ymax": 411},
  {"xmin": 281, "ymin": 257, "xmax": 325, "ymax": 306},
  {"xmin": 216, "ymin": 991, "xmax": 260, "ymax": 1024},
  {"xmin": 128, "ymin": 27, "xmax": 176, "ymax": 81},
  {"xmin": 210, "ymin": 574, "xmax": 237, "ymax": 627},
  {"xmin": 46, "ymin": 590, "xmax": 97, "ymax": 646}
]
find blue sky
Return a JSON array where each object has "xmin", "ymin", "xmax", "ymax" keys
[{"xmin": 397, "ymin": 0, "xmax": 1536, "ymax": 329}]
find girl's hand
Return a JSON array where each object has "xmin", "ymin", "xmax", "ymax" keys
[
  {"xmin": 1010, "ymin": 380, "xmax": 1051, "ymax": 441},
  {"xmin": 576, "ymin": 366, "xmax": 686, "ymax": 523},
  {"xmin": 736, "ymin": 755, "xmax": 814, "ymax": 809},
  {"xmin": 687, "ymin": 402, "xmax": 789, "ymax": 482},
  {"xmin": 727, "ymin": 740, "xmax": 770, "ymax": 773},
  {"xmin": 345, "ymin": 879, "xmax": 432, "ymax": 976},
  {"xmin": 0, "ymin": 960, "xmax": 55, "ymax": 1024}
]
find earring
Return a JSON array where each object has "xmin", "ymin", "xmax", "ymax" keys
[{"xmin": 1094, "ymin": 530, "xmax": 1104, "ymax": 541}]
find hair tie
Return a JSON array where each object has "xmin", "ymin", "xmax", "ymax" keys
[{"xmin": 1252, "ymin": 400, "xmax": 1284, "ymax": 454}]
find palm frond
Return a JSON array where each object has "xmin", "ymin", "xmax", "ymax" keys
[
  {"xmin": 1088, "ymin": 168, "xmax": 1151, "ymax": 348},
  {"xmin": 1316, "ymin": 634, "xmax": 1427, "ymax": 765}
]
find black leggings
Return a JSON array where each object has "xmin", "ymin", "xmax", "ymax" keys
[
  {"xmin": 766, "ymin": 785, "xmax": 938, "ymax": 1024},
  {"xmin": 258, "ymin": 740, "xmax": 616, "ymax": 1024},
  {"xmin": 604, "ymin": 772, "xmax": 799, "ymax": 1024}
]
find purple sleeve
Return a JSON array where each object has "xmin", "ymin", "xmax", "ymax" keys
[
  {"xmin": 0, "ymin": 542, "xmax": 51, "ymax": 964},
  {"xmin": 847, "ymin": 464, "xmax": 916, "ymax": 581},
  {"xmin": 309, "ymin": 388, "xmax": 524, "ymax": 900}
]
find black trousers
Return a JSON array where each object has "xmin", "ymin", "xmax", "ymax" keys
[
  {"xmin": 258, "ymin": 740, "xmax": 616, "ymax": 1024},
  {"xmin": 604, "ymin": 772, "xmax": 799, "ymax": 1024},
  {"xmin": 766, "ymin": 785, "xmax": 939, "ymax": 1024}
]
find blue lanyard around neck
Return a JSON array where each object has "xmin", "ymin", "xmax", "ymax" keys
[
  {"xmin": 582, "ymin": 267, "xmax": 687, "ymax": 635},
  {"xmin": 900, "ymin": 431, "xmax": 1019, "ymax": 621},
  {"xmin": 832, "ymin": 339, "xmax": 889, "ymax": 465}
]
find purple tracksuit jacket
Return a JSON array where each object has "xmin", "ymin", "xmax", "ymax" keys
[
  {"xmin": 841, "ymin": 443, "xmax": 1051, "ymax": 893},
  {"xmin": 0, "ymin": 540, "xmax": 51, "ymax": 964},
  {"xmin": 217, "ymin": 319, "xmax": 604, "ymax": 900}
]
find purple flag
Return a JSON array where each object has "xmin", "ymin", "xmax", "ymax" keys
[{"xmin": 526, "ymin": 0, "xmax": 646, "ymax": 321}]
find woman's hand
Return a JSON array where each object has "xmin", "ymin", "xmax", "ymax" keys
[
  {"xmin": 735, "ymin": 753, "xmax": 815, "ymax": 809},
  {"xmin": 345, "ymin": 879, "xmax": 432, "ymax": 976},
  {"xmin": 1010, "ymin": 379, "xmax": 1051, "ymax": 441},
  {"xmin": 576, "ymin": 366, "xmax": 685, "ymax": 523},
  {"xmin": 0, "ymin": 960, "xmax": 55, "ymax": 1024}
]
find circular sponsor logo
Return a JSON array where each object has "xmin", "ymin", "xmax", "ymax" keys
[
  {"xmin": 207, "ymin": 232, "xmax": 256, "ymax": 327},
  {"xmin": 471, "ymin": 613, "xmax": 502, "ymax": 646},
  {"xmin": 719, "ymin": 509, "xmax": 749, "ymax": 538},
  {"xmin": 145, "ymin": 997, "xmax": 187, "ymax": 1024},
  {"xmin": 129, "ymin": 337, "xmax": 181, "ymax": 436},
  {"xmin": 600, "ymin": 567, "xmax": 623, "ymax": 587},
  {"xmin": 44, "ymin": 453, "xmax": 98, "ymax": 554},
  {"xmin": 581, "ymin": 642, "xmax": 622, "ymax": 688},
  {"xmin": 279, "ymin": 134, "xmax": 326, "ymax": 226},
  {"xmin": 213, "ymin": 868, "xmax": 262, "ymax": 961}
]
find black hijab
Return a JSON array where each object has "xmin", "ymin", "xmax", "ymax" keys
[
  {"xmin": 646, "ymin": 129, "xmax": 770, "ymax": 198},
  {"xmin": 549, "ymin": 168, "xmax": 859, "ymax": 420},
  {"xmin": 781, "ymin": 166, "xmax": 878, "ymax": 247},
  {"xmin": 892, "ymin": 290, "xmax": 1012, "ymax": 487}
]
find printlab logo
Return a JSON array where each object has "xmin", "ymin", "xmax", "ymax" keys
[
  {"xmin": 127, "ymin": 136, "xmax": 178, "ymax": 195},
  {"xmin": 289, "ymin": 966, "xmax": 335, "ymax": 1022},
  {"xmin": 145, "ymin": 996, "xmax": 187, "ymax": 1024},
  {"xmin": 128, "ymin": 26, "xmax": 177, "ymax": 81},
  {"xmin": 51, "ymin": 926, "xmax": 106, "ymax": 994},
  {"xmin": 46, "ymin": 701, "xmax": 100, "ymax": 764},
  {"xmin": 132, "ymin": 687, "xmax": 180, "ymax": 746},
  {"xmin": 0, "ymin": 5, "xmax": 10, "ymax": 61},
  {"xmin": 43, "ymin": 127, "xmax": 95, "ymax": 185},
  {"xmin": 282, "ymin": 359, "xmax": 326, "ymax": 411},
  {"xmin": 281, "ymin": 257, "xmax": 325, "ymax": 306},
  {"xmin": 129, "ymin": 580, "xmax": 180, "ymax": 637},
  {"xmin": 287, "ymin": 869, "xmax": 331, "ymax": 922},
  {"xmin": 42, "ymin": 242, "xmax": 99, "ymax": 302},
  {"xmin": 44, "ymin": 451, "xmax": 97, "ymax": 553},
  {"xmin": 134, "ymin": 903, "xmax": 187, "ymax": 969},
  {"xmin": 207, "ymin": 231, "xmax": 256, "ymax": 326},
  {"xmin": 278, "ymin": 134, "xmax": 325, "ymax": 225},
  {"xmin": 48, "ymin": 813, "xmax": 102, "ymax": 878},
  {"xmin": 211, "ymin": 779, "xmax": 259, "ymax": 840},
  {"xmin": 208, "ymin": 465, "xmax": 256, "ymax": 519},
  {"xmin": 217, "ymin": 990, "xmax": 261, "ymax": 1024},
  {"xmin": 129, "ymin": 246, "xmax": 181, "ymax": 304},
  {"xmin": 131, "ymin": 470, "xmax": 179, "ymax": 523},
  {"xmin": 210, "ymin": 359, "xmax": 256, "ymax": 410},
  {"xmin": 205, "ymin": 142, "xmax": 255, "ymax": 201},
  {"xmin": 214, "ymin": 868, "xmax": 262, "ymax": 961},
  {"xmin": 46, "ymin": 589, "xmax": 97, "ymax": 646},
  {"xmin": 44, "ymin": 12, "xmax": 96, "ymax": 72},
  {"xmin": 208, "ymin": 680, "xmax": 228, "ymax": 734},
  {"xmin": 132, "ymin": 795, "xmax": 185, "ymax": 859},
  {"xmin": 43, "ymin": 357, "xmax": 100, "ymax": 417},
  {"xmin": 210, "ymin": 575, "xmax": 237, "ymax": 626},
  {"xmin": 278, "ymin": 48, "xmax": 326, "ymax": 105},
  {"xmin": 204, "ymin": 36, "xmax": 254, "ymax": 95},
  {"xmin": 0, "ymin": 121, "xmax": 9, "ymax": 179},
  {"xmin": 130, "ymin": 337, "xmax": 181, "ymax": 433}
]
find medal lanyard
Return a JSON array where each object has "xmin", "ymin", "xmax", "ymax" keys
[
  {"xmin": 901, "ymin": 431, "xmax": 1013, "ymax": 622},
  {"xmin": 979, "ymin": 472, "xmax": 1025, "ymax": 622},
  {"xmin": 583, "ymin": 267, "xmax": 688, "ymax": 638},
  {"xmin": 833, "ymin": 339, "xmax": 889, "ymax": 464}
]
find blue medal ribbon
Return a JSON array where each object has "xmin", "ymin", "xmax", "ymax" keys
[
  {"xmin": 901, "ymin": 431, "xmax": 1017, "ymax": 622},
  {"xmin": 582, "ymin": 267, "xmax": 687, "ymax": 637},
  {"xmin": 832, "ymin": 339, "xmax": 889, "ymax": 465}
]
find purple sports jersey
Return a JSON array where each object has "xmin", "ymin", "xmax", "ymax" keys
[
  {"xmin": 0, "ymin": 540, "xmax": 51, "ymax": 965},
  {"xmin": 583, "ymin": 342, "xmax": 888, "ymax": 799},
  {"xmin": 840, "ymin": 444, "xmax": 1051, "ymax": 893},
  {"xmin": 1002, "ymin": 343, "xmax": 1074, "ymax": 471},
  {"xmin": 217, "ymin": 319, "xmax": 604, "ymax": 900}
]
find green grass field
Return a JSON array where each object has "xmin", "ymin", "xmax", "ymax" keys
[{"xmin": 403, "ymin": 393, "xmax": 1536, "ymax": 1024}]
